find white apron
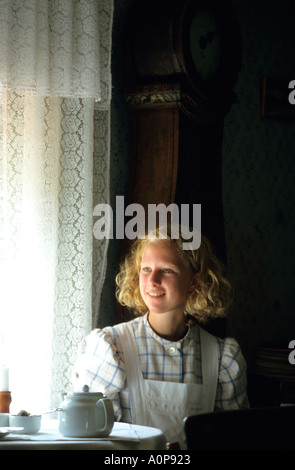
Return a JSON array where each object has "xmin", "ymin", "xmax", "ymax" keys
[{"xmin": 115, "ymin": 321, "xmax": 219, "ymax": 447}]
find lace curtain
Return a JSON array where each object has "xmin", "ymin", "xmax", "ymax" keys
[{"xmin": 0, "ymin": 0, "xmax": 113, "ymax": 412}]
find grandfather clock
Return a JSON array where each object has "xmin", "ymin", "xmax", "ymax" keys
[{"xmin": 118, "ymin": 0, "xmax": 242, "ymax": 334}]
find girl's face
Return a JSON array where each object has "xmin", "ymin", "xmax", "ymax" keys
[{"xmin": 139, "ymin": 242, "xmax": 196, "ymax": 318}]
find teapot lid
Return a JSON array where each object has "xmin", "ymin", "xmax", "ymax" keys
[{"xmin": 66, "ymin": 384, "xmax": 104, "ymax": 399}]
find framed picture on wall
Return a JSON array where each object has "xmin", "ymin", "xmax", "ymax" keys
[{"xmin": 261, "ymin": 76, "xmax": 295, "ymax": 120}]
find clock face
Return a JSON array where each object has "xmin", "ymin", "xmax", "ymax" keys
[{"xmin": 189, "ymin": 8, "xmax": 221, "ymax": 81}]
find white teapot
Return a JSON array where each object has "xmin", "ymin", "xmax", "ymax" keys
[{"xmin": 58, "ymin": 385, "xmax": 114, "ymax": 438}]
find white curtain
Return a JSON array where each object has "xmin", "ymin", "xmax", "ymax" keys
[{"xmin": 0, "ymin": 0, "xmax": 113, "ymax": 413}]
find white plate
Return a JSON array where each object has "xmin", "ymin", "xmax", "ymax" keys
[{"xmin": 0, "ymin": 426, "xmax": 24, "ymax": 438}]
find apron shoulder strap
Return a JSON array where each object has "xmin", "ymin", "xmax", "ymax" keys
[
  {"xmin": 114, "ymin": 320, "xmax": 145, "ymax": 424},
  {"xmin": 199, "ymin": 326, "xmax": 219, "ymax": 412}
]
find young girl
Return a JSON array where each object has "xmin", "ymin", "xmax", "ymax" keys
[{"xmin": 72, "ymin": 227, "xmax": 249, "ymax": 447}]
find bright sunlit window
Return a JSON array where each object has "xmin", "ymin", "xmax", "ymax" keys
[{"xmin": 0, "ymin": 0, "xmax": 113, "ymax": 414}]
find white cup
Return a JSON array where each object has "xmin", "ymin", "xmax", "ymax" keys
[{"xmin": 0, "ymin": 413, "xmax": 9, "ymax": 426}]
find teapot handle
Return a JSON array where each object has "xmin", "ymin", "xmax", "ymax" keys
[{"xmin": 96, "ymin": 398, "xmax": 114, "ymax": 436}]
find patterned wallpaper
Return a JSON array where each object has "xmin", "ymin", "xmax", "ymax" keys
[
  {"xmin": 223, "ymin": 0, "xmax": 295, "ymax": 368},
  {"xmin": 100, "ymin": 0, "xmax": 295, "ymax": 372}
]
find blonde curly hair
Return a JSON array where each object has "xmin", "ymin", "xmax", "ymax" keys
[{"xmin": 115, "ymin": 227, "xmax": 233, "ymax": 325}]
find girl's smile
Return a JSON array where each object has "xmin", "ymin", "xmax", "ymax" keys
[{"xmin": 146, "ymin": 291, "xmax": 165, "ymax": 297}]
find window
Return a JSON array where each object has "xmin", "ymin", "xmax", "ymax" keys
[{"xmin": 0, "ymin": 0, "xmax": 113, "ymax": 414}]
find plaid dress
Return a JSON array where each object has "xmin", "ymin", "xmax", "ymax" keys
[{"xmin": 72, "ymin": 314, "xmax": 249, "ymax": 421}]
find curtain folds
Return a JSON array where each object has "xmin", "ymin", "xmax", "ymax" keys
[
  {"xmin": 0, "ymin": 0, "xmax": 113, "ymax": 412},
  {"xmin": 0, "ymin": 0, "xmax": 101, "ymax": 100}
]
